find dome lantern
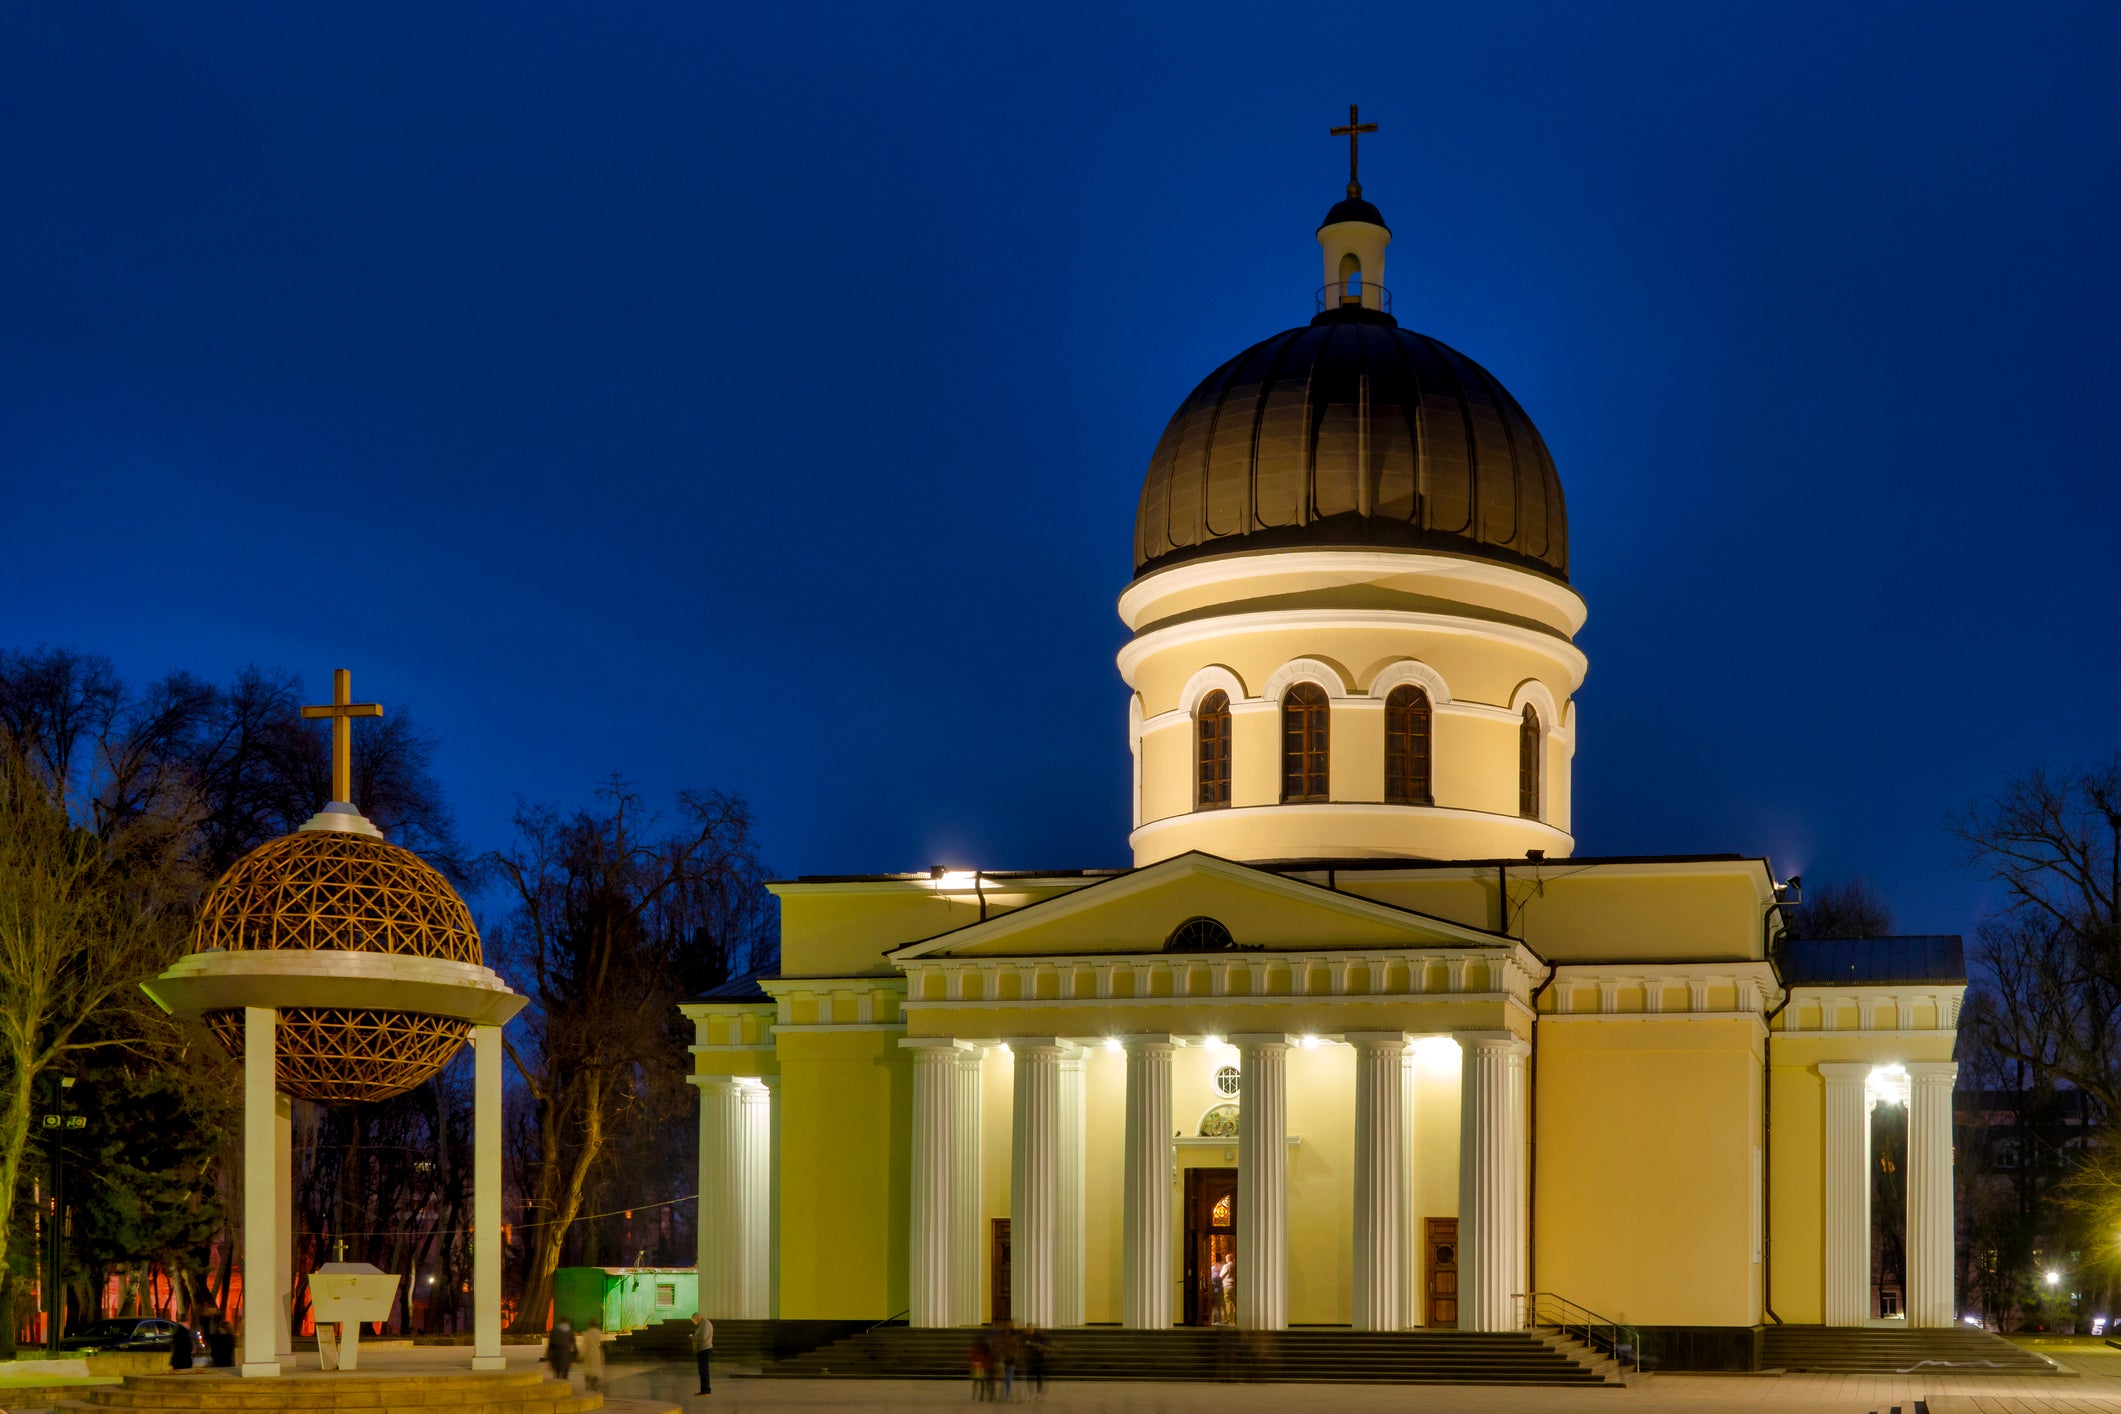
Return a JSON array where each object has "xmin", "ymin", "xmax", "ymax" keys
[{"xmin": 1319, "ymin": 104, "xmax": 1391, "ymax": 315}]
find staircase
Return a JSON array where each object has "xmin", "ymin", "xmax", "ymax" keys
[
  {"xmin": 608, "ymin": 1316, "xmax": 869, "ymax": 1370},
  {"xmin": 37, "ymin": 1369, "xmax": 598, "ymax": 1413},
  {"xmin": 1762, "ymin": 1326, "xmax": 2065, "ymax": 1375},
  {"xmin": 761, "ymin": 1326, "xmax": 1623, "ymax": 1386}
]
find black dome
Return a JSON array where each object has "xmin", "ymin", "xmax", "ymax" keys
[
  {"xmin": 1319, "ymin": 196, "xmax": 1389, "ymax": 232},
  {"xmin": 1133, "ymin": 310, "xmax": 1568, "ymax": 581}
]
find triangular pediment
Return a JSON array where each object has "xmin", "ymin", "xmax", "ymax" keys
[{"xmin": 888, "ymin": 852, "xmax": 1507, "ymax": 961}]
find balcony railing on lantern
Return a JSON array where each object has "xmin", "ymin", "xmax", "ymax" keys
[{"xmin": 1315, "ymin": 279, "xmax": 1393, "ymax": 314}]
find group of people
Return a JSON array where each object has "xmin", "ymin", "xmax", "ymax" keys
[
  {"xmin": 968, "ymin": 1322, "xmax": 1051, "ymax": 1401},
  {"xmin": 166, "ymin": 1308, "xmax": 237, "ymax": 1370},
  {"xmin": 1206, "ymin": 1252, "xmax": 1236, "ymax": 1325},
  {"xmin": 541, "ymin": 1315, "xmax": 608, "ymax": 1391}
]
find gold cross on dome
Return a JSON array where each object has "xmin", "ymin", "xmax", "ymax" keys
[
  {"xmin": 300, "ymin": 668, "xmax": 383, "ymax": 806},
  {"xmin": 1329, "ymin": 103, "xmax": 1379, "ymax": 197}
]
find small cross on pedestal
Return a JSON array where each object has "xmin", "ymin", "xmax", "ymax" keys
[
  {"xmin": 1329, "ymin": 103, "xmax": 1379, "ymax": 198},
  {"xmin": 333, "ymin": 1238, "xmax": 348, "ymax": 1262},
  {"xmin": 301, "ymin": 669, "xmax": 384, "ymax": 807}
]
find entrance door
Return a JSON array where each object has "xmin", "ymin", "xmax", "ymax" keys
[
  {"xmin": 1183, "ymin": 1168, "xmax": 1238, "ymax": 1326},
  {"xmin": 1425, "ymin": 1217, "xmax": 1459, "ymax": 1328},
  {"xmin": 991, "ymin": 1218, "xmax": 1011, "ymax": 1324}
]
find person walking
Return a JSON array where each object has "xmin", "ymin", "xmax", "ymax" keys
[
  {"xmin": 579, "ymin": 1317, "xmax": 606, "ymax": 1394},
  {"xmin": 692, "ymin": 1310, "xmax": 715, "ymax": 1395},
  {"xmin": 546, "ymin": 1317, "xmax": 577, "ymax": 1385}
]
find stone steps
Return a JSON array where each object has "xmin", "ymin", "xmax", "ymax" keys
[
  {"xmin": 1762, "ymin": 1326, "xmax": 2063, "ymax": 1375},
  {"xmin": 761, "ymin": 1326, "xmax": 1622, "ymax": 1386}
]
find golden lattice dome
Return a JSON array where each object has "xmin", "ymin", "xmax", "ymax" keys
[{"xmin": 193, "ymin": 825, "xmax": 483, "ymax": 1103}]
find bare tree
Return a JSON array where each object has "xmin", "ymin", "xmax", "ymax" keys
[
  {"xmin": 1781, "ymin": 876, "xmax": 1897, "ymax": 941},
  {"xmin": 488, "ymin": 782, "xmax": 767, "ymax": 1331}
]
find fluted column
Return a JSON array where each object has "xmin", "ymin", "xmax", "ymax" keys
[
  {"xmin": 695, "ymin": 1077, "xmax": 748, "ymax": 1318},
  {"xmin": 908, "ymin": 1041, "xmax": 962, "ymax": 1327},
  {"xmin": 1234, "ymin": 1035, "xmax": 1289, "ymax": 1330},
  {"xmin": 952, "ymin": 1049, "xmax": 985, "ymax": 1327},
  {"xmin": 1057, "ymin": 1048, "xmax": 1087, "ymax": 1326},
  {"xmin": 1907, "ymin": 1061, "xmax": 1959, "ymax": 1327},
  {"xmin": 1819, "ymin": 1062, "xmax": 1872, "ymax": 1326},
  {"xmin": 1349, "ymin": 1033, "xmax": 1408, "ymax": 1331},
  {"xmin": 764, "ymin": 1076, "xmax": 782, "ymax": 1318},
  {"xmin": 739, "ymin": 1083, "xmax": 773, "ymax": 1317},
  {"xmin": 1398, "ymin": 1043, "xmax": 1417, "ymax": 1328},
  {"xmin": 1010, "ymin": 1040, "xmax": 1063, "ymax": 1327},
  {"xmin": 1122, "ymin": 1036, "xmax": 1174, "ymax": 1329},
  {"xmin": 1458, "ymin": 1032, "xmax": 1527, "ymax": 1333}
]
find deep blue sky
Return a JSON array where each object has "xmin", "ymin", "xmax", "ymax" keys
[{"xmin": 4, "ymin": 3, "xmax": 2116, "ymax": 936}]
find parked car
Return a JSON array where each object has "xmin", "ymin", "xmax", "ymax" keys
[{"xmin": 59, "ymin": 1317, "xmax": 209, "ymax": 1358}]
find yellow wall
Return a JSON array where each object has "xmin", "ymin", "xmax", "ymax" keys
[
  {"xmin": 1532, "ymin": 1018, "xmax": 1764, "ymax": 1327},
  {"xmin": 775, "ymin": 1030, "xmax": 910, "ymax": 1320}
]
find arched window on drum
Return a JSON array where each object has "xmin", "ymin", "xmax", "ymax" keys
[
  {"xmin": 1281, "ymin": 683, "xmax": 1330, "ymax": 803},
  {"xmin": 1384, "ymin": 685, "xmax": 1433, "ymax": 806},
  {"xmin": 1519, "ymin": 704, "xmax": 1543, "ymax": 820},
  {"xmin": 1195, "ymin": 690, "xmax": 1231, "ymax": 810}
]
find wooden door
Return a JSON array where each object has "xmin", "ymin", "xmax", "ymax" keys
[
  {"xmin": 1424, "ymin": 1217, "xmax": 1459, "ymax": 1329},
  {"xmin": 990, "ymin": 1218, "xmax": 1011, "ymax": 1324},
  {"xmin": 1183, "ymin": 1168, "xmax": 1237, "ymax": 1326}
]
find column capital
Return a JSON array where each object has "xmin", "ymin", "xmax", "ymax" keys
[
  {"xmin": 1230, "ymin": 1032, "xmax": 1294, "ymax": 1052},
  {"xmin": 900, "ymin": 1036, "xmax": 977, "ymax": 1053},
  {"xmin": 1905, "ymin": 1060, "xmax": 1960, "ymax": 1082},
  {"xmin": 1455, "ymin": 1029, "xmax": 1528, "ymax": 1058},
  {"xmin": 1004, "ymin": 1036, "xmax": 1068, "ymax": 1055},
  {"xmin": 689, "ymin": 1074, "xmax": 750, "ymax": 1092},
  {"xmin": 1816, "ymin": 1061, "xmax": 1874, "ymax": 1081},
  {"xmin": 1121, "ymin": 1033, "xmax": 1177, "ymax": 1053},
  {"xmin": 1344, "ymin": 1031, "xmax": 1412, "ymax": 1051}
]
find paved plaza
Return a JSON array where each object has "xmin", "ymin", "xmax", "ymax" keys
[{"xmin": 593, "ymin": 1342, "xmax": 2121, "ymax": 1414}]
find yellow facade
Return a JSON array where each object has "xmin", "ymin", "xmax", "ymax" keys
[{"xmin": 678, "ymin": 182, "xmax": 1965, "ymax": 1366}]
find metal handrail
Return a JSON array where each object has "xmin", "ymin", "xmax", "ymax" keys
[
  {"xmin": 1515, "ymin": 1290, "xmax": 1642, "ymax": 1374},
  {"xmin": 1313, "ymin": 281, "xmax": 1394, "ymax": 314}
]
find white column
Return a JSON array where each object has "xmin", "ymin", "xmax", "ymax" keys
[
  {"xmin": 1819, "ymin": 1062, "xmax": 1872, "ymax": 1326},
  {"xmin": 239, "ymin": 1007, "xmax": 280, "ymax": 1377},
  {"xmin": 695, "ymin": 1078, "xmax": 747, "ymax": 1318},
  {"xmin": 1907, "ymin": 1061, "xmax": 1959, "ymax": 1328},
  {"xmin": 908, "ymin": 1041, "xmax": 961, "ymax": 1327},
  {"xmin": 953, "ymin": 1049, "xmax": 984, "ymax": 1327},
  {"xmin": 1121, "ymin": 1036, "xmax": 1174, "ymax": 1330},
  {"xmin": 1234, "ymin": 1035, "xmax": 1289, "ymax": 1331},
  {"xmin": 275, "ymin": 1093, "xmax": 293, "ymax": 1357},
  {"xmin": 1057, "ymin": 1048, "xmax": 1087, "ymax": 1327},
  {"xmin": 1457, "ymin": 1032, "xmax": 1527, "ymax": 1333},
  {"xmin": 1399, "ymin": 1044, "xmax": 1417, "ymax": 1328},
  {"xmin": 472, "ymin": 1024, "xmax": 504, "ymax": 1370},
  {"xmin": 740, "ymin": 1083, "xmax": 772, "ymax": 1317},
  {"xmin": 1349, "ymin": 1033, "xmax": 1407, "ymax": 1331},
  {"xmin": 1009, "ymin": 1040, "xmax": 1062, "ymax": 1328}
]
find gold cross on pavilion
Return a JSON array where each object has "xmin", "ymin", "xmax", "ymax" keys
[
  {"xmin": 1330, "ymin": 103, "xmax": 1379, "ymax": 198},
  {"xmin": 301, "ymin": 668, "xmax": 384, "ymax": 806}
]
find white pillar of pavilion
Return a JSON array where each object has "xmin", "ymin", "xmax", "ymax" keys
[
  {"xmin": 239, "ymin": 1007, "xmax": 281, "ymax": 1377},
  {"xmin": 471, "ymin": 1025, "xmax": 505, "ymax": 1369},
  {"xmin": 1907, "ymin": 1061, "xmax": 1960, "ymax": 1327},
  {"xmin": 1009, "ymin": 1040, "xmax": 1064, "ymax": 1328},
  {"xmin": 1121, "ymin": 1035, "xmax": 1174, "ymax": 1329},
  {"xmin": 1349, "ymin": 1032, "xmax": 1408, "ymax": 1331},
  {"xmin": 1819, "ymin": 1062, "xmax": 1872, "ymax": 1326},
  {"xmin": 1233, "ymin": 1035, "xmax": 1290, "ymax": 1331},
  {"xmin": 275, "ymin": 1093, "xmax": 293, "ymax": 1358},
  {"xmin": 1457, "ymin": 1032, "xmax": 1527, "ymax": 1333}
]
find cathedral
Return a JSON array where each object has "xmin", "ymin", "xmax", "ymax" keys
[{"xmin": 682, "ymin": 146, "xmax": 1965, "ymax": 1370}]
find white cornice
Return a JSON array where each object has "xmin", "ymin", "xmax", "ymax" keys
[
  {"xmin": 1129, "ymin": 802, "xmax": 1577, "ymax": 853},
  {"xmin": 1117, "ymin": 609, "xmax": 1588, "ymax": 687},
  {"xmin": 1117, "ymin": 550, "xmax": 1589, "ymax": 635}
]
